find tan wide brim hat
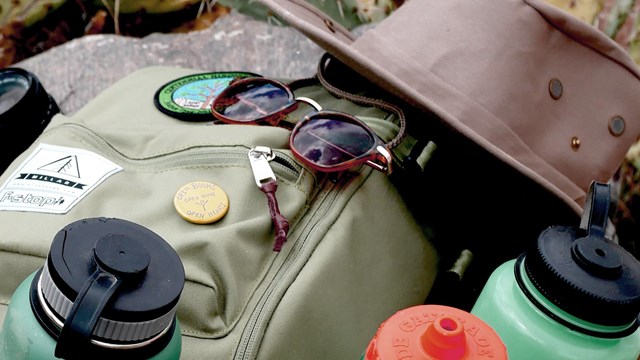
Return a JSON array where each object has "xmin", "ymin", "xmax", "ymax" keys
[{"xmin": 257, "ymin": 0, "xmax": 640, "ymax": 214}]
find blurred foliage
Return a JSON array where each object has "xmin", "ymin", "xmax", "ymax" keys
[
  {"xmin": 615, "ymin": 148, "xmax": 640, "ymax": 258},
  {"xmin": 0, "ymin": 0, "xmax": 401, "ymax": 67},
  {"xmin": 216, "ymin": 0, "xmax": 401, "ymax": 29},
  {"xmin": 0, "ymin": 0, "xmax": 237, "ymax": 66},
  {"xmin": 0, "ymin": 0, "xmax": 67, "ymax": 28},
  {"xmin": 547, "ymin": 0, "xmax": 640, "ymax": 64}
]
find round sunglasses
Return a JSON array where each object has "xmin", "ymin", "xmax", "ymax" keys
[{"xmin": 210, "ymin": 77, "xmax": 396, "ymax": 174}]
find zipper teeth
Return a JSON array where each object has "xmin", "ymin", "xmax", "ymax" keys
[
  {"xmin": 56, "ymin": 123, "xmax": 303, "ymax": 181},
  {"xmin": 271, "ymin": 155, "xmax": 300, "ymax": 174},
  {"xmin": 235, "ymin": 178, "xmax": 345, "ymax": 360}
]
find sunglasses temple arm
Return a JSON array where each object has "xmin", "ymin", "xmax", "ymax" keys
[
  {"xmin": 294, "ymin": 96, "xmax": 323, "ymax": 112},
  {"xmin": 366, "ymin": 145, "xmax": 393, "ymax": 174}
]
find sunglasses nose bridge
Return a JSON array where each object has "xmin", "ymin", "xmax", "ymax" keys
[{"xmin": 265, "ymin": 100, "xmax": 299, "ymax": 126}]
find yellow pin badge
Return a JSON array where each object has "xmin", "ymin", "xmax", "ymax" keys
[{"xmin": 174, "ymin": 181, "xmax": 229, "ymax": 224}]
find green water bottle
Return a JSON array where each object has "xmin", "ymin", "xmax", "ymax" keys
[
  {"xmin": 0, "ymin": 217, "xmax": 185, "ymax": 359},
  {"xmin": 471, "ymin": 181, "xmax": 640, "ymax": 359}
]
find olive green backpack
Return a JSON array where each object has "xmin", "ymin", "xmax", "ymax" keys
[{"xmin": 0, "ymin": 65, "xmax": 438, "ymax": 359}]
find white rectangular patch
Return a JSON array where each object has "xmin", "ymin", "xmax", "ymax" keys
[{"xmin": 0, "ymin": 143, "xmax": 123, "ymax": 214}]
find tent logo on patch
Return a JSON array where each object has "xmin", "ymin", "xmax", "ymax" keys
[
  {"xmin": 15, "ymin": 155, "xmax": 87, "ymax": 189},
  {"xmin": 38, "ymin": 155, "xmax": 81, "ymax": 178}
]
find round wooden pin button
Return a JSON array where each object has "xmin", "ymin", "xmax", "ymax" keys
[{"xmin": 174, "ymin": 181, "xmax": 229, "ymax": 224}]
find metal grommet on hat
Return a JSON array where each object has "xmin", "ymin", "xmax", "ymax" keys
[
  {"xmin": 548, "ymin": 78, "xmax": 563, "ymax": 100},
  {"xmin": 154, "ymin": 72, "xmax": 261, "ymax": 121},
  {"xmin": 609, "ymin": 116, "xmax": 625, "ymax": 137},
  {"xmin": 0, "ymin": 67, "xmax": 60, "ymax": 172}
]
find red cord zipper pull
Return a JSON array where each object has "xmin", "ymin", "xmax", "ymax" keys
[{"xmin": 248, "ymin": 147, "xmax": 290, "ymax": 252}]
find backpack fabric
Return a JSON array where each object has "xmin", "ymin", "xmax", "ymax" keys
[{"xmin": 0, "ymin": 66, "xmax": 438, "ymax": 359}]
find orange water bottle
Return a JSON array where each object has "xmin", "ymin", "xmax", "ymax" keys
[{"xmin": 362, "ymin": 304, "xmax": 507, "ymax": 360}]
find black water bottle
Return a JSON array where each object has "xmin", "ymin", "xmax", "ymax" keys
[{"xmin": 0, "ymin": 67, "xmax": 60, "ymax": 173}]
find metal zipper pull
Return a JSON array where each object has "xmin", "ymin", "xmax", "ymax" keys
[{"xmin": 248, "ymin": 146, "xmax": 290, "ymax": 252}]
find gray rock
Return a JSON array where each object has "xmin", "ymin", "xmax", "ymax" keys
[{"xmin": 14, "ymin": 11, "xmax": 326, "ymax": 115}]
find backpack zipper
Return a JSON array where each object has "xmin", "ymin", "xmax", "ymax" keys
[
  {"xmin": 48, "ymin": 123, "xmax": 304, "ymax": 184},
  {"xmin": 248, "ymin": 146, "xmax": 290, "ymax": 252},
  {"xmin": 50, "ymin": 122, "xmax": 368, "ymax": 359},
  {"xmin": 233, "ymin": 168, "xmax": 371, "ymax": 360}
]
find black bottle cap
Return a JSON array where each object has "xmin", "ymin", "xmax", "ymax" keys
[
  {"xmin": 524, "ymin": 182, "xmax": 640, "ymax": 328},
  {"xmin": 44, "ymin": 217, "xmax": 184, "ymax": 325},
  {"xmin": 30, "ymin": 218, "xmax": 185, "ymax": 358},
  {"xmin": 0, "ymin": 67, "xmax": 59, "ymax": 172}
]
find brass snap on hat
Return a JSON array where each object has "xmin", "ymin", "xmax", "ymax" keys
[{"xmin": 174, "ymin": 181, "xmax": 229, "ymax": 224}]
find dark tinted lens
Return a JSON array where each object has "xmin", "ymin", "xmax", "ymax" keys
[
  {"xmin": 0, "ymin": 75, "xmax": 28, "ymax": 115},
  {"xmin": 213, "ymin": 81, "xmax": 293, "ymax": 122},
  {"xmin": 291, "ymin": 117, "xmax": 376, "ymax": 167}
]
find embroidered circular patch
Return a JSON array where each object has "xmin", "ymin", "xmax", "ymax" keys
[{"xmin": 154, "ymin": 72, "xmax": 260, "ymax": 121}]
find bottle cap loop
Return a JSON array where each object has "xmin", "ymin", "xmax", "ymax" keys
[{"xmin": 524, "ymin": 181, "xmax": 640, "ymax": 329}]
